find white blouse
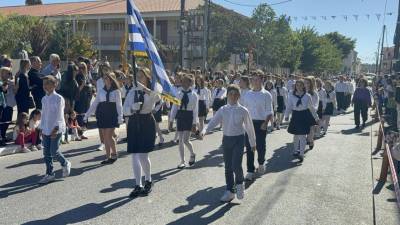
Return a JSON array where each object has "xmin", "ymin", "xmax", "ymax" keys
[
  {"xmin": 196, "ymin": 87, "xmax": 211, "ymax": 108},
  {"xmin": 335, "ymin": 82, "xmax": 349, "ymax": 93},
  {"xmin": 84, "ymin": 88, "xmax": 123, "ymax": 124},
  {"xmin": 309, "ymin": 91, "xmax": 320, "ymax": 110},
  {"xmin": 317, "ymin": 88, "xmax": 327, "ymax": 110},
  {"xmin": 275, "ymin": 86, "xmax": 288, "ymax": 106},
  {"xmin": 266, "ymin": 89, "xmax": 278, "ymax": 111},
  {"xmin": 212, "ymin": 87, "xmax": 227, "ymax": 100},
  {"xmin": 39, "ymin": 92, "xmax": 66, "ymax": 136},
  {"xmin": 241, "ymin": 89, "xmax": 274, "ymax": 121},
  {"xmin": 285, "ymin": 92, "xmax": 318, "ymax": 121},
  {"xmin": 205, "ymin": 103, "xmax": 256, "ymax": 147},
  {"xmin": 123, "ymin": 84, "xmax": 161, "ymax": 116},
  {"xmin": 326, "ymin": 90, "xmax": 336, "ymax": 103},
  {"xmin": 239, "ymin": 88, "xmax": 250, "ymax": 105},
  {"xmin": 170, "ymin": 89, "xmax": 199, "ymax": 125}
]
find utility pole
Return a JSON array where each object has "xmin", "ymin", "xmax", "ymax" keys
[
  {"xmin": 378, "ymin": 25, "xmax": 386, "ymax": 75},
  {"xmin": 202, "ymin": 0, "xmax": 209, "ymax": 72},
  {"xmin": 375, "ymin": 39, "xmax": 381, "ymax": 74},
  {"xmin": 179, "ymin": 0, "xmax": 185, "ymax": 68},
  {"xmin": 394, "ymin": 0, "xmax": 400, "ymax": 59}
]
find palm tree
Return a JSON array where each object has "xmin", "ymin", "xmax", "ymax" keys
[{"xmin": 25, "ymin": 0, "xmax": 43, "ymax": 5}]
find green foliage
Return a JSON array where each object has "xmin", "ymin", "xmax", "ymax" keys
[
  {"xmin": 297, "ymin": 27, "xmax": 343, "ymax": 74},
  {"xmin": 0, "ymin": 15, "xmax": 96, "ymax": 61},
  {"xmin": 324, "ymin": 32, "xmax": 356, "ymax": 59},
  {"xmin": 207, "ymin": 4, "xmax": 253, "ymax": 67}
]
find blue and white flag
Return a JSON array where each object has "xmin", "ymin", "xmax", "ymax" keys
[{"xmin": 127, "ymin": 0, "xmax": 178, "ymax": 102}]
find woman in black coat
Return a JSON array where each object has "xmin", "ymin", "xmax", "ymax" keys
[{"xmin": 15, "ymin": 59, "xmax": 32, "ymax": 114}]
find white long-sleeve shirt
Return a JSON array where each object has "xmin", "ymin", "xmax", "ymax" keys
[
  {"xmin": 212, "ymin": 87, "xmax": 227, "ymax": 100},
  {"xmin": 286, "ymin": 79, "xmax": 295, "ymax": 92},
  {"xmin": 309, "ymin": 91, "xmax": 320, "ymax": 111},
  {"xmin": 285, "ymin": 92, "xmax": 318, "ymax": 121},
  {"xmin": 267, "ymin": 89, "xmax": 278, "ymax": 111},
  {"xmin": 239, "ymin": 88, "xmax": 250, "ymax": 105},
  {"xmin": 205, "ymin": 103, "xmax": 256, "ymax": 147},
  {"xmin": 39, "ymin": 92, "xmax": 66, "ymax": 136},
  {"xmin": 335, "ymin": 82, "xmax": 349, "ymax": 93},
  {"xmin": 170, "ymin": 89, "xmax": 199, "ymax": 125},
  {"xmin": 276, "ymin": 86, "xmax": 288, "ymax": 107},
  {"xmin": 326, "ymin": 89, "xmax": 336, "ymax": 105},
  {"xmin": 84, "ymin": 88, "xmax": 123, "ymax": 124},
  {"xmin": 196, "ymin": 87, "xmax": 211, "ymax": 108},
  {"xmin": 317, "ymin": 88, "xmax": 327, "ymax": 110},
  {"xmin": 123, "ymin": 85, "xmax": 161, "ymax": 116},
  {"xmin": 242, "ymin": 89, "xmax": 274, "ymax": 121}
]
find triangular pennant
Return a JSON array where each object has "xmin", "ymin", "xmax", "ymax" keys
[
  {"xmin": 366, "ymin": 14, "xmax": 370, "ymax": 20},
  {"xmin": 293, "ymin": 16, "xmax": 298, "ymax": 21},
  {"xmin": 311, "ymin": 16, "xmax": 317, "ymax": 20},
  {"xmin": 343, "ymin": 15, "xmax": 348, "ymax": 21},
  {"xmin": 387, "ymin": 12, "xmax": 393, "ymax": 16},
  {"xmin": 321, "ymin": 16, "xmax": 327, "ymax": 20},
  {"xmin": 302, "ymin": 16, "xmax": 308, "ymax": 20},
  {"xmin": 331, "ymin": 16, "xmax": 336, "ymax": 20},
  {"xmin": 376, "ymin": 14, "xmax": 381, "ymax": 21},
  {"xmin": 353, "ymin": 15, "xmax": 359, "ymax": 21}
]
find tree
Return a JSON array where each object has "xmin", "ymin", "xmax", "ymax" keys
[
  {"xmin": 297, "ymin": 27, "xmax": 342, "ymax": 74},
  {"xmin": 207, "ymin": 3, "xmax": 253, "ymax": 67},
  {"xmin": 324, "ymin": 32, "xmax": 356, "ymax": 59},
  {"xmin": 28, "ymin": 18, "xmax": 54, "ymax": 58},
  {"xmin": 25, "ymin": 0, "xmax": 43, "ymax": 5},
  {"xmin": 251, "ymin": 4, "xmax": 302, "ymax": 71}
]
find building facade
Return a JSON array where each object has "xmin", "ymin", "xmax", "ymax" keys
[{"xmin": 0, "ymin": 0, "xmax": 205, "ymax": 70}]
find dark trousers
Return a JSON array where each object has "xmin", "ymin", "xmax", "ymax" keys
[
  {"xmin": 245, "ymin": 120, "xmax": 267, "ymax": 173},
  {"xmin": 354, "ymin": 101, "xmax": 368, "ymax": 126},
  {"xmin": 0, "ymin": 106, "xmax": 13, "ymax": 139},
  {"xmin": 222, "ymin": 135, "xmax": 245, "ymax": 192},
  {"xmin": 336, "ymin": 92, "xmax": 345, "ymax": 111},
  {"xmin": 17, "ymin": 103, "xmax": 29, "ymax": 114},
  {"xmin": 33, "ymin": 95, "xmax": 43, "ymax": 110}
]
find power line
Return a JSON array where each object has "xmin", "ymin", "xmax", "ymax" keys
[{"xmin": 221, "ymin": 0, "xmax": 293, "ymax": 7}]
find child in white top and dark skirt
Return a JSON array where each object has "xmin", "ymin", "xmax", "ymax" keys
[
  {"xmin": 203, "ymin": 84, "xmax": 256, "ymax": 203},
  {"xmin": 315, "ymin": 78, "xmax": 327, "ymax": 138},
  {"xmin": 323, "ymin": 81, "xmax": 337, "ymax": 134},
  {"xmin": 123, "ymin": 68, "xmax": 161, "ymax": 198},
  {"xmin": 304, "ymin": 77, "xmax": 319, "ymax": 150},
  {"xmin": 285, "ymin": 79, "xmax": 319, "ymax": 162},
  {"xmin": 275, "ymin": 79, "xmax": 288, "ymax": 130},
  {"xmin": 170, "ymin": 74, "xmax": 199, "ymax": 169},
  {"xmin": 195, "ymin": 76, "xmax": 210, "ymax": 136},
  {"xmin": 212, "ymin": 79, "xmax": 227, "ymax": 115}
]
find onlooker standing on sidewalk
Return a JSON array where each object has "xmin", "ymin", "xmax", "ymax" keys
[
  {"xmin": 352, "ymin": 78, "xmax": 372, "ymax": 129},
  {"xmin": 0, "ymin": 67, "xmax": 16, "ymax": 146},
  {"xmin": 15, "ymin": 59, "xmax": 32, "ymax": 114},
  {"xmin": 38, "ymin": 75, "xmax": 71, "ymax": 184},
  {"xmin": 28, "ymin": 56, "xmax": 45, "ymax": 109},
  {"xmin": 42, "ymin": 54, "xmax": 62, "ymax": 88}
]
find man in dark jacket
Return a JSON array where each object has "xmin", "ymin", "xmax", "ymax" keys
[{"xmin": 28, "ymin": 56, "xmax": 45, "ymax": 109}]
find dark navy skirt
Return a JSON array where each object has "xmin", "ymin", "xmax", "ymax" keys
[
  {"xmin": 176, "ymin": 110, "xmax": 193, "ymax": 132},
  {"xmin": 288, "ymin": 110, "xmax": 314, "ymax": 135},
  {"xmin": 324, "ymin": 102, "xmax": 334, "ymax": 116},
  {"xmin": 277, "ymin": 96, "xmax": 285, "ymax": 113},
  {"xmin": 317, "ymin": 101, "xmax": 323, "ymax": 119},
  {"xmin": 153, "ymin": 109, "xmax": 163, "ymax": 123},
  {"xmin": 96, "ymin": 102, "xmax": 119, "ymax": 128},
  {"xmin": 127, "ymin": 113, "xmax": 156, "ymax": 153},
  {"xmin": 212, "ymin": 98, "xmax": 225, "ymax": 112},
  {"xmin": 198, "ymin": 100, "xmax": 207, "ymax": 117}
]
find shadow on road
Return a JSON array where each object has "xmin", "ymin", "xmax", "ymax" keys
[
  {"xmin": 6, "ymin": 145, "xmax": 100, "ymax": 169},
  {"xmin": 167, "ymin": 186, "xmax": 239, "ymax": 225},
  {"xmin": 187, "ymin": 148, "xmax": 224, "ymax": 169},
  {"xmin": 0, "ymin": 174, "xmax": 61, "ymax": 199},
  {"xmin": 21, "ymin": 196, "xmax": 132, "ymax": 225},
  {"xmin": 100, "ymin": 168, "xmax": 183, "ymax": 193},
  {"xmin": 265, "ymin": 143, "xmax": 301, "ymax": 174}
]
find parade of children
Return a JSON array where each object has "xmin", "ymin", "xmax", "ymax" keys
[{"xmin": 0, "ymin": 53, "xmax": 373, "ymax": 203}]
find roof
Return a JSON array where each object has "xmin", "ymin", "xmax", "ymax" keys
[{"xmin": 0, "ymin": 0, "xmax": 203, "ymax": 17}]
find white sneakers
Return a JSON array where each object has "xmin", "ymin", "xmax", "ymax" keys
[
  {"xmin": 220, "ymin": 190, "xmax": 235, "ymax": 203},
  {"xmin": 62, "ymin": 161, "xmax": 72, "ymax": 178},
  {"xmin": 97, "ymin": 144, "xmax": 104, "ymax": 151},
  {"xmin": 36, "ymin": 144, "xmax": 43, "ymax": 150},
  {"xmin": 30, "ymin": 145, "xmax": 38, "ymax": 152},
  {"xmin": 19, "ymin": 147, "xmax": 30, "ymax": 153},
  {"xmin": 38, "ymin": 174, "xmax": 55, "ymax": 184},
  {"xmin": 236, "ymin": 183, "xmax": 244, "ymax": 200},
  {"xmin": 39, "ymin": 161, "xmax": 71, "ymax": 184},
  {"xmin": 245, "ymin": 172, "xmax": 255, "ymax": 181}
]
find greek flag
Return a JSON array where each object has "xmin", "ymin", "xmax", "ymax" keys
[{"xmin": 127, "ymin": 0, "xmax": 178, "ymax": 102}]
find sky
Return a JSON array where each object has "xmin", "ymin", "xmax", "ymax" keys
[{"xmin": 0, "ymin": 0, "xmax": 398, "ymax": 64}]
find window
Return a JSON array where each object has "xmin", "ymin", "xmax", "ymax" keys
[
  {"xmin": 102, "ymin": 23, "xmax": 112, "ymax": 31},
  {"xmin": 114, "ymin": 22, "xmax": 125, "ymax": 31}
]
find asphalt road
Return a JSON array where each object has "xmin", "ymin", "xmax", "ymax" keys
[{"xmin": 0, "ymin": 112, "xmax": 399, "ymax": 225}]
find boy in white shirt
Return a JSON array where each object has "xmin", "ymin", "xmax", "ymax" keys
[
  {"xmin": 202, "ymin": 85, "xmax": 256, "ymax": 203},
  {"xmin": 38, "ymin": 76, "xmax": 71, "ymax": 184}
]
